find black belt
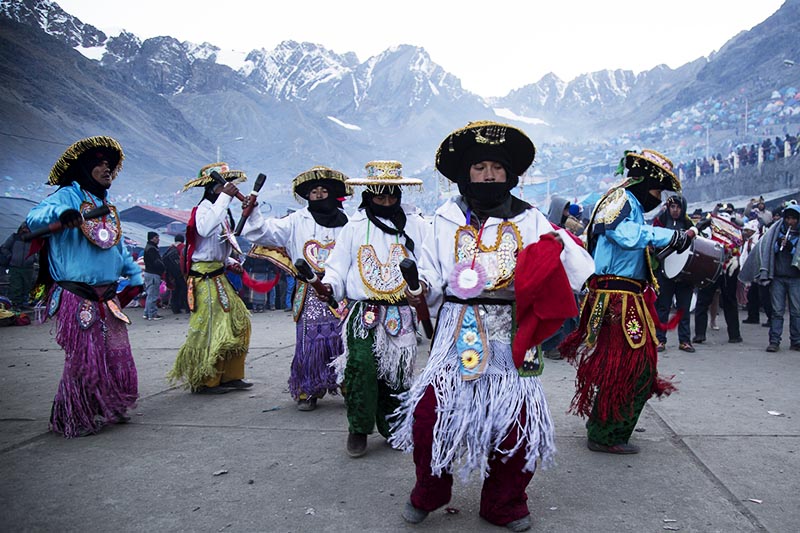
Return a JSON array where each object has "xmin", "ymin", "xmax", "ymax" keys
[
  {"xmin": 362, "ymin": 299, "xmax": 410, "ymax": 307},
  {"xmin": 592, "ymin": 276, "xmax": 644, "ymax": 294},
  {"xmin": 188, "ymin": 267, "xmax": 225, "ymax": 280},
  {"xmin": 57, "ymin": 281, "xmax": 118, "ymax": 302},
  {"xmin": 444, "ymin": 295, "xmax": 514, "ymax": 306}
]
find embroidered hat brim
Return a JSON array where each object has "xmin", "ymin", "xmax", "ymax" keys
[
  {"xmin": 345, "ymin": 160, "xmax": 423, "ymax": 192},
  {"xmin": 48, "ymin": 136, "xmax": 124, "ymax": 186},
  {"xmin": 182, "ymin": 162, "xmax": 248, "ymax": 191},
  {"xmin": 624, "ymin": 150, "xmax": 681, "ymax": 192},
  {"xmin": 436, "ymin": 121, "xmax": 535, "ymax": 182},
  {"xmin": 292, "ymin": 166, "xmax": 353, "ymax": 202}
]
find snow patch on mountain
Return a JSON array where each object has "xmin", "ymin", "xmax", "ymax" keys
[
  {"xmin": 327, "ymin": 116, "xmax": 361, "ymax": 130},
  {"xmin": 75, "ymin": 44, "xmax": 105, "ymax": 61},
  {"xmin": 494, "ymin": 108, "xmax": 549, "ymax": 126}
]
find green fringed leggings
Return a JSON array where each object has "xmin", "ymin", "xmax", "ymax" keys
[
  {"xmin": 587, "ymin": 365, "xmax": 654, "ymax": 446},
  {"xmin": 344, "ymin": 326, "xmax": 406, "ymax": 437}
]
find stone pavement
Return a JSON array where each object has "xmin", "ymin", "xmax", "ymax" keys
[{"xmin": 0, "ymin": 309, "xmax": 797, "ymax": 532}]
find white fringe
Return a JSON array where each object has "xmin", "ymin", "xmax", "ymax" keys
[
  {"xmin": 330, "ymin": 301, "xmax": 418, "ymax": 388},
  {"xmin": 390, "ymin": 302, "xmax": 556, "ymax": 482}
]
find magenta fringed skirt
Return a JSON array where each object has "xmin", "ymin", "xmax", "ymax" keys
[
  {"xmin": 288, "ymin": 293, "xmax": 343, "ymax": 400},
  {"xmin": 50, "ymin": 288, "xmax": 138, "ymax": 438}
]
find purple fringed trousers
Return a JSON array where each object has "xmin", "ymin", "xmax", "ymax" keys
[
  {"xmin": 288, "ymin": 293, "xmax": 343, "ymax": 400},
  {"xmin": 50, "ymin": 288, "xmax": 138, "ymax": 438}
]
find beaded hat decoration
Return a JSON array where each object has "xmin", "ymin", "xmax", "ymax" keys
[
  {"xmin": 48, "ymin": 136, "xmax": 124, "ymax": 186},
  {"xmin": 292, "ymin": 166, "xmax": 353, "ymax": 203},
  {"xmin": 345, "ymin": 160, "xmax": 423, "ymax": 194},
  {"xmin": 182, "ymin": 162, "xmax": 247, "ymax": 191},
  {"xmin": 435, "ymin": 120, "xmax": 535, "ymax": 182},
  {"xmin": 617, "ymin": 149, "xmax": 681, "ymax": 193}
]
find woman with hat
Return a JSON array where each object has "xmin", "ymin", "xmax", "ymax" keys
[
  {"xmin": 26, "ymin": 136, "xmax": 143, "ymax": 438},
  {"xmin": 390, "ymin": 122, "xmax": 593, "ymax": 531},
  {"xmin": 560, "ymin": 149, "xmax": 697, "ymax": 455},
  {"xmin": 168, "ymin": 163, "xmax": 259, "ymax": 395},
  {"xmin": 319, "ymin": 160, "xmax": 428, "ymax": 458},
  {"xmin": 241, "ymin": 166, "xmax": 352, "ymax": 411}
]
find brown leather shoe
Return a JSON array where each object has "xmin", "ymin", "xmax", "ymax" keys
[
  {"xmin": 656, "ymin": 341, "xmax": 666, "ymax": 352},
  {"xmin": 587, "ymin": 439, "xmax": 640, "ymax": 454},
  {"xmin": 679, "ymin": 342, "xmax": 696, "ymax": 353},
  {"xmin": 347, "ymin": 432, "xmax": 367, "ymax": 458}
]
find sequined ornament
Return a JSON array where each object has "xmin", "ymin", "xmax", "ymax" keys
[
  {"xmin": 361, "ymin": 303, "xmax": 380, "ymax": 329},
  {"xmin": 622, "ymin": 294, "xmax": 647, "ymax": 349},
  {"xmin": 48, "ymin": 286, "xmax": 63, "ymax": 317},
  {"xmin": 187, "ymin": 277, "xmax": 195, "ymax": 312},
  {"xmin": 586, "ymin": 293, "xmax": 609, "ymax": 347},
  {"xmin": 453, "ymin": 221, "xmax": 521, "ymax": 292},
  {"xmin": 106, "ymin": 299, "xmax": 130, "ymax": 325},
  {"xmin": 357, "ymin": 243, "xmax": 408, "ymax": 302},
  {"xmin": 384, "ymin": 305, "xmax": 402, "ymax": 336},
  {"xmin": 455, "ymin": 305, "xmax": 490, "ymax": 381},
  {"xmin": 79, "ymin": 201, "xmax": 121, "ymax": 249},
  {"xmin": 303, "ymin": 240, "xmax": 335, "ymax": 272},
  {"xmin": 292, "ymin": 281, "xmax": 308, "ymax": 321},
  {"xmin": 214, "ymin": 276, "xmax": 231, "ymax": 312},
  {"xmin": 518, "ymin": 346, "xmax": 544, "ymax": 377},
  {"xmin": 76, "ymin": 299, "xmax": 98, "ymax": 330}
]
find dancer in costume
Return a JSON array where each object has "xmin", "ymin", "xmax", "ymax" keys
[
  {"xmin": 168, "ymin": 163, "xmax": 261, "ymax": 394},
  {"xmin": 27, "ymin": 136, "xmax": 142, "ymax": 438},
  {"xmin": 391, "ymin": 122, "xmax": 594, "ymax": 532},
  {"xmin": 320, "ymin": 160, "xmax": 428, "ymax": 458},
  {"xmin": 560, "ymin": 149, "xmax": 697, "ymax": 454},
  {"xmin": 242, "ymin": 166, "xmax": 352, "ymax": 411}
]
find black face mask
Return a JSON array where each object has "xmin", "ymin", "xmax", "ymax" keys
[
  {"xmin": 308, "ymin": 196, "xmax": 339, "ymax": 214},
  {"xmin": 464, "ymin": 182, "xmax": 510, "ymax": 210},
  {"xmin": 628, "ymin": 181, "xmax": 662, "ymax": 212},
  {"xmin": 369, "ymin": 200, "xmax": 402, "ymax": 219}
]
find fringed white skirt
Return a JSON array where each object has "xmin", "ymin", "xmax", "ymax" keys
[{"xmin": 390, "ymin": 302, "xmax": 556, "ymax": 481}]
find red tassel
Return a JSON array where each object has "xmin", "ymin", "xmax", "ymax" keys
[
  {"xmin": 643, "ymin": 286, "xmax": 683, "ymax": 330},
  {"xmin": 241, "ymin": 270, "xmax": 280, "ymax": 293}
]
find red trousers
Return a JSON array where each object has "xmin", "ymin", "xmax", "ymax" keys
[{"xmin": 409, "ymin": 385, "xmax": 534, "ymax": 526}]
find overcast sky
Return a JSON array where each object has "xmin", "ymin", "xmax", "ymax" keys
[{"xmin": 57, "ymin": 0, "xmax": 785, "ymax": 97}]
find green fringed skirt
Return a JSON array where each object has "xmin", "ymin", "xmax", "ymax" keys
[{"xmin": 168, "ymin": 262, "xmax": 251, "ymax": 389}]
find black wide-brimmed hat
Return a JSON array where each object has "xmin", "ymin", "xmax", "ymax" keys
[
  {"xmin": 435, "ymin": 121, "xmax": 535, "ymax": 182},
  {"xmin": 622, "ymin": 149, "xmax": 681, "ymax": 192},
  {"xmin": 48, "ymin": 136, "xmax": 124, "ymax": 186},
  {"xmin": 292, "ymin": 166, "xmax": 352, "ymax": 202}
]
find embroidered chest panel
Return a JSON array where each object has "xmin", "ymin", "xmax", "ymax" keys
[
  {"xmin": 80, "ymin": 201, "xmax": 120, "ymax": 249},
  {"xmin": 303, "ymin": 239, "xmax": 335, "ymax": 273},
  {"xmin": 454, "ymin": 221, "xmax": 522, "ymax": 290},
  {"xmin": 358, "ymin": 243, "xmax": 408, "ymax": 298}
]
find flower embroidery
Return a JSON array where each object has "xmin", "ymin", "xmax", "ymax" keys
[
  {"xmin": 364, "ymin": 310, "xmax": 376, "ymax": 324},
  {"xmin": 625, "ymin": 318, "xmax": 642, "ymax": 337},
  {"xmin": 461, "ymin": 349, "xmax": 480, "ymax": 369},
  {"xmin": 386, "ymin": 318, "xmax": 398, "ymax": 331},
  {"xmin": 461, "ymin": 330, "xmax": 478, "ymax": 346}
]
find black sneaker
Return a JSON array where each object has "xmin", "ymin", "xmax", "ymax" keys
[
  {"xmin": 766, "ymin": 344, "xmax": 779, "ymax": 352},
  {"xmin": 728, "ymin": 337, "xmax": 743, "ymax": 343},
  {"xmin": 692, "ymin": 336, "xmax": 706, "ymax": 344},
  {"xmin": 194, "ymin": 385, "xmax": 230, "ymax": 395},
  {"xmin": 149, "ymin": 315, "xmax": 164, "ymax": 321},
  {"xmin": 506, "ymin": 515, "xmax": 532, "ymax": 532},
  {"xmin": 219, "ymin": 379, "xmax": 253, "ymax": 390},
  {"xmin": 346, "ymin": 432, "xmax": 368, "ymax": 458}
]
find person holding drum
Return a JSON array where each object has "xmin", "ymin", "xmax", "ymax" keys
[
  {"xmin": 653, "ymin": 195, "xmax": 697, "ymax": 352},
  {"xmin": 692, "ymin": 203, "xmax": 744, "ymax": 345},
  {"xmin": 560, "ymin": 149, "xmax": 698, "ymax": 454}
]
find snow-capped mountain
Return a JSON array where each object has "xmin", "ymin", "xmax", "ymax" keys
[{"xmin": 2, "ymin": 0, "xmax": 799, "ymax": 211}]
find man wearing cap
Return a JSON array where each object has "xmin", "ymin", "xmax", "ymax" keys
[
  {"xmin": 168, "ymin": 163, "xmax": 260, "ymax": 395},
  {"xmin": 143, "ymin": 231, "xmax": 164, "ymax": 320},
  {"xmin": 693, "ymin": 202, "xmax": 744, "ymax": 344},
  {"xmin": 26, "ymin": 136, "xmax": 143, "ymax": 438},
  {"xmin": 242, "ymin": 166, "xmax": 352, "ymax": 411},
  {"xmin": 653, "ymin": 195, "xmax": 696, "ymax": 352},
  {"xmin": 320, "ymin": 161, "xmax": 429, "ymax": 458},
  {"xmin": 740, "ymin": 204, "xmax": 800, "ymax": 351},
  {"xmin": 560, "ymin": 149, "xmax": 697, "ymax": 455},
  {"xmin": 390, "ymin": 122, "xmax": 593, "ymax": 531}
]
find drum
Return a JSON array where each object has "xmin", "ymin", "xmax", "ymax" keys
[{"xmin": 661, "ymin": 236, "xmax": 724, "ymax": 288}]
